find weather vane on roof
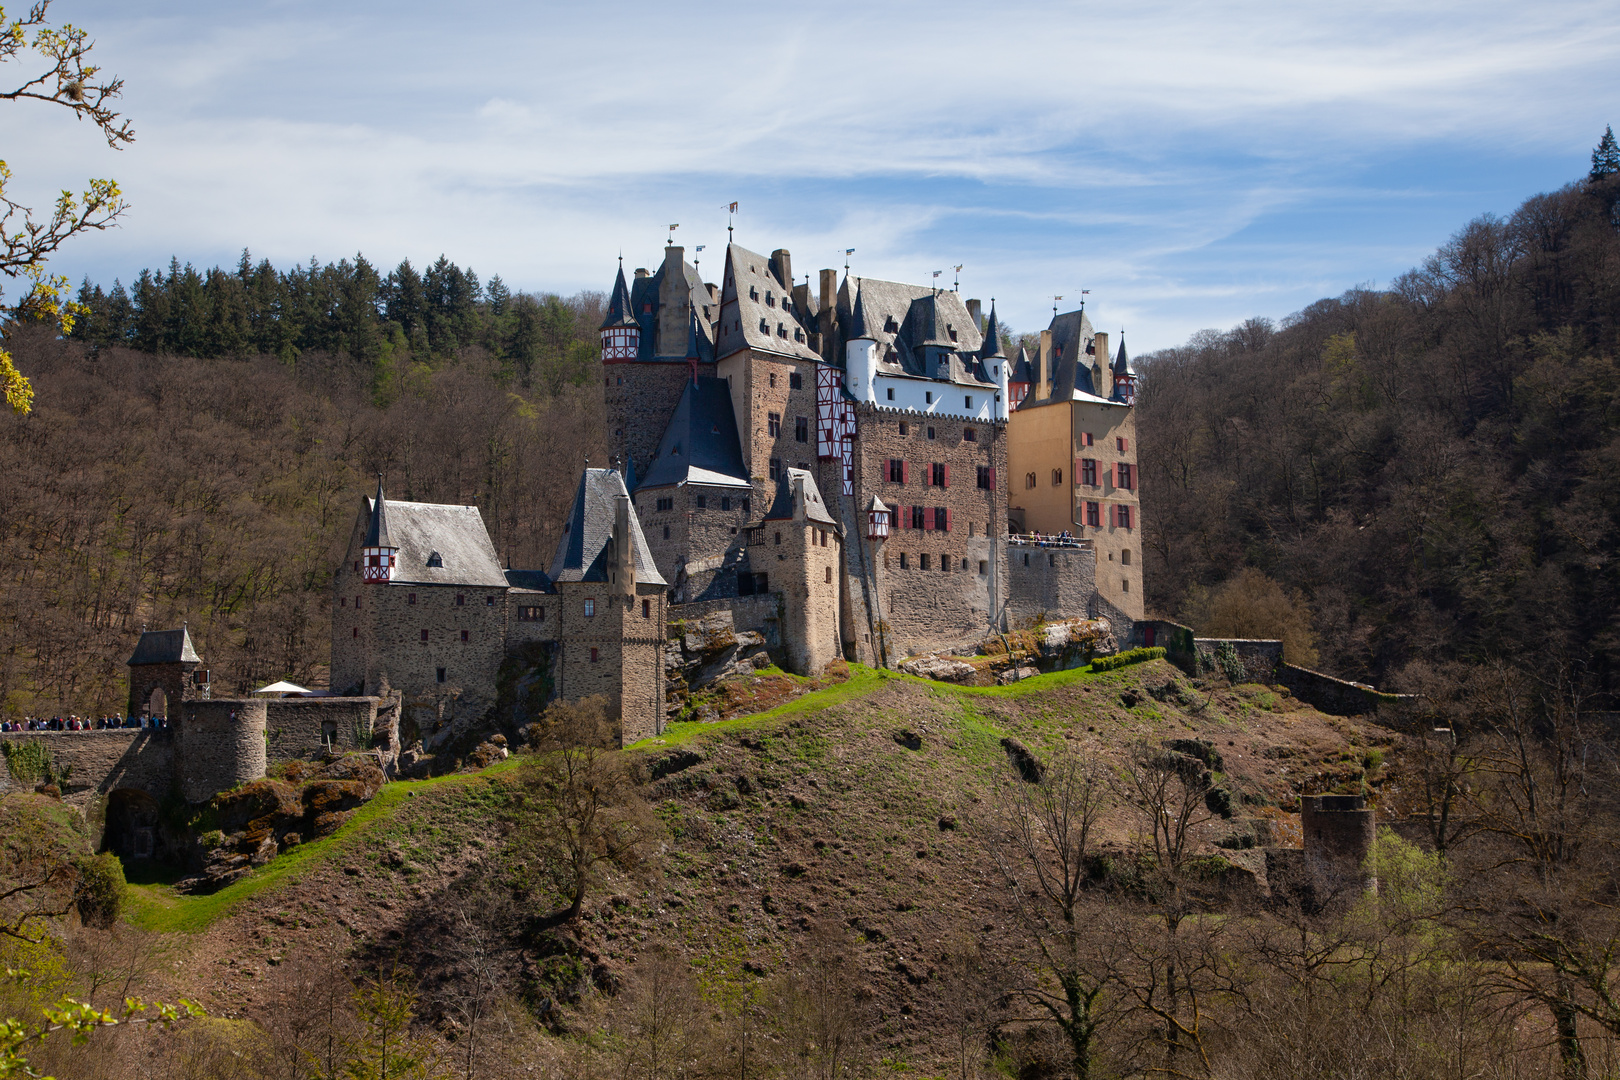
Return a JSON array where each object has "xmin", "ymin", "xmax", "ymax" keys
[
  {"xmin": 1079, "ymin": 288, "xmax": 1090, "ymax": 312},
  {"xmin": 1053, "ymin": 295, "xmax": 1063, "ymax": 317},
  {"xmin": 844, "ymin": 248, "xmax": 854, "ymax": 275},
  {"xmin": 952, "ymin": 264, "xmax": 963, "ymax": 292},
  {"xmin": 694, "ymin": 243, "xmax": 705, "ymax": 274},
  {"xmin": 667, "ymin": 224, "xmax": 679, "ymax": 247},
  {"xmin": 932, "ymin": 270, "xmax": 942, "ymax": 294},
  {"xmin": 724, "ymin": 202, "xmax": 738, "ymax": 240}
]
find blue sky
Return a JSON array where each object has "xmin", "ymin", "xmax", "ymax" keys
[{"xmin": 8, "ymin": 0, "xmax": 1619, "ymax": 352}]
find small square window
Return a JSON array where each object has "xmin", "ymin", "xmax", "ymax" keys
[
  {"xmin": 643, "ymin": 599, "xmax": 651, "ymax": 617},
  {"xmin": 899, "ymin": 552, "xmax": 909, "ymax": 569},
  {"xmin": 790, "ymin": 372, "xmax": 802, "ymax": 389},
  {"xmin": 965, "ymin": 395, "xmax": 973, "ymax": 409},
  {"xmin": 341, "ymin": 597, "xmax": 347, "ymax": 608},
  {"xmin": 696, "ymin": 495, "xmax": 707, "ymax": 509},
  {"xmin": 921, "ymin": 553, "xmax": 931, "ymax": 570},
  {"xmin": 584, "ymin": 597, "xmax": 596, "ymax": 617},
  {"xmin": 769, "ymin": 372, "xmax": 777, "ymax": 387},
  {"xmin": 927, "ymin": 427, "xmax": 936, "ymax": 440},
  {"xmin": 456, "ymin": 594, "xmax": 465, "ymax": 606},
  {"xmin": 964, "ymin": 428, "xmax": 976, "ymax": 442},
  {"xmin": 886, "ymin": 387, "xmax": 895, "ymax": 401},
  {"xmin": 899, "ymin": 421, "xmax": 908, "ymax": 436},
  {"xmin": 590, "ymin": 647, "xmax": 599, "ymax": 663},
  {"xmin": 352, "ymin": 627, "xmax": 358, "ymax": 638},
  {"xmin": 486, "ymin": 595, "xmax": 495, "ymax": 606},
  {"xmin": 408, "ymin": 593, "xmax": 416, "ymax": 605},
  {"xmin": 721, "ymin": 496, "xmax": 731, "ymax": 511},
  {"xmin": 925, "ymin": 391, "xmax": 933, "ymax": 404}
]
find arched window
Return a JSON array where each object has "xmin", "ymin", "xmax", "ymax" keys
[
  {"xmin": 1024, "ymin": 472, "xmax": 1036, "ymax": 489},
  {"xmin": 1051, "ymin": 468, "xmax": 1063, "ymax": 486}
]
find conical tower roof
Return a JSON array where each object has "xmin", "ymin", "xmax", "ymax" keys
[
  {"xmin": 979, "ymin": 301, "xmax": 1005, "ymax": 359},
  {"xmin": 364, "ymin": 476, "xmax": 393, "ymax": 548},
  {"xmin": 1112, "ymin": 335, "xmax": 1134, "ymax": 376},
  {"xmin": 848, "ymin": 280, "xmax": 873, "ymax": 340},
  {"xmin": 599, "ymin": 262, "xmax": 639, "ymax": 331}
]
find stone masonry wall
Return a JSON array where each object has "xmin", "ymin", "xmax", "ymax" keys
[
  {"xmin": 1005, "ymin": 542, "xmax": 1098, "ymax": 628},
  {"xmin": 552, "ymin": 581, "xmax": 666, "ymax": 745},
  {"xmin": 751, "ymin": 519, "xmax": 841, "ymax": 674},
  {"xmin": 848, "ymin": 406, "xmax": 1007, "ymax": 656},
  {"xmin": 264, "ymin": 698, "xmax": 378, "ymax": 762},
  {"xmin": 174, "ymin": 699, "xmax": 268, "ymax": 803},
  {"xmin": 0, "ymin": 730, "xmax": 174, "ymax": 804},
  {"xmin": 605, "ymin": 361, "xmax": 715, "ymax": 476},
  {"xmin": 331, "ymin": 572, "xmax": 506, "ymax": 740},
  {"xmin": 638, "ymin": 483, "xmax": 753, "ymax": 602}
]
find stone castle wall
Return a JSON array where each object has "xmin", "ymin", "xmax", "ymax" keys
[
  {"xmin": 606, "ymin": 362, "xmax": 715, "ymax": 474},
  {"xmin": 552, "ymin": 581, "xmax": 666, "ymax": 744},
  {"xmin": 751, "ymin": 518, "xmax": 842, "ymax": 674},
  {"xmin": 638, "ymin": 483, "xmax": 753, "ymax": 602},
  {"xmin": 0, "ymin": 730, "xmax": 173, "ymax": 804},
  {"xmin": 1004, "ymin": 542, "xmax": 1098, "ymax": 628},
  {"xmin": 332, "ymin": 573, "xmax": 506, "ymax": 738},
  {"xmin": 265, "ymin": 697, "xmax": 378, "ymax": 762},
  {"xmin": 174, "ymin": 699, "xmax": 269, "ymax": 803},
  {"xmin": 848, "ymin": 407, "xmax": 1007, "ymax": 657}
]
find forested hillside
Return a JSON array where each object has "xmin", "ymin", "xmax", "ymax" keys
[
  {"xmin": 1139, "ymin": 166, "xmax": 1620, "ymax": 694},
  {"xmin": 1, "ymin": 253, "xmax": 609, "ymax": 717}
]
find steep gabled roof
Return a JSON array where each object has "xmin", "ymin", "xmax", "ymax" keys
[
  {"xmin": 638, "ymin": 377, "xmax": 751, "ymax": 491},
  {"xmin": 128, "ymin": 626, "xmax": 201, "ymax": 666},
  {"xmin": 363, "ymin": 497, "xmax": 508, "ymax": 587},
  {"xmin": 1009, "ymin": 346, "xmax": 1034, "ymax": 384},
  {"xmin": 836, "ymin": 275, "xmax": 992, "ymax": 386},
  {"xmin": 548, "ymin": 469, "xmax": 667, "ymax": 586},
  {"xmin": 599, "ymin": 263, "xmax": 639, "ymax": 331},
  {"xmin": 715, "ymin": 243, "xmax": 821, "ymax": 361},
  {"xmin": 504, "ymin": 569, "xmax": 555, "ymax": 593},
  {"xmin": 1044, "ymin": 307, "xmax": 1097, "ymax": 402},
  {"xmin": 627, "ymin": 258, "xmax": 714, "ymax": 361},
  {"xmin": 763, "ymin": 468, "xmax": 837, "ymax": 526}
]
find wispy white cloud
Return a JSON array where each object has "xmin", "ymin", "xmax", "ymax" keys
[{"xmin": 5, "ymin": 0, "xmax": 1615, "ymax": 350}]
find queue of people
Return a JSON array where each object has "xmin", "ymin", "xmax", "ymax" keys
[
  {"xmin": 1011, "ymin": 529, "xmax": 1083, "ymax": 547},
  {"xmin": 0, "ymin": 715, "xmax": 167, "ymax": 732}
]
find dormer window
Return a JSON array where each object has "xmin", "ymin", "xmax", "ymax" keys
[
  {"xmin": 426, "ymin": 551, "xmax": 443, "ymax": 567},
  {"xmin": 759, "ymin": 318, "xmax": 769, "ymax": 333},
  {"xmin": 885, "ymin": 316, "xmax": 898, "ymax": 333},
  {"xmin": 948, "ymin": 327, "xmax": 957, "ymax": 342}
]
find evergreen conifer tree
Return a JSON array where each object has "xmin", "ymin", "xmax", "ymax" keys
[{"xmin": 1591, "ymin": 124, "xmax": 1620, "ymax": 181}]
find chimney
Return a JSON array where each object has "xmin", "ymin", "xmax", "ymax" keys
[
  {"xmin": 657, "ymin": 246, "xmax": 687, "ymax": 356},
  {"xmin": 819, "ymin": 268, "xmax": 837, "ymax": 314},
  {"xmin": 1093, "ymin": 332, "xmax": 1110, "ymax": 394},
  {"xmin": 613, "ymin": 495, "xmax": 635, "ymax": 597},
  {"xmin": 792, "ymin": 281, "xmax": 815, "ymax": 318},
  {"xmin": 634, "ymin": 267, "xmax": 649, "ymax": 278},
  {"xmin": 966, "ymin": 298, "xmax": 982, "ymax": 330},
  {"xmin": 771, "ymin": 249, "xmax": 793, "ymax": 290},
  {"xmin": 1038, "ymin": 329, "xmax": 1053, "ymax": 398}
]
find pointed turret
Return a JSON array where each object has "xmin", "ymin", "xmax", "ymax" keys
[
  {"xmin": 978, "ymin": 301, "xmax": 1005, "ymax": 359},
  {"xmin": 362, "ymin": 476, "xmax": 398, "ymax": 583},
  {"xmin": 1111, "ymin": 335, "xmax": 1137, "ymax": 405},
  {"xmin": 848, "ymin": 281, "xmax": 873, "ymax": 341},
  {"xmin": 599, "ymin": 261, "xmax": 641, "ymax": 361},
  {"xmin": 1008, "ymin": 346, "xmax": 1034, "ymax": 408}
]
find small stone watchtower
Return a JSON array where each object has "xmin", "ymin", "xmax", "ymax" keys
[
  {"xmin": 1301, "ymin": 793, "xmax": 1377, "ymax": 890},
  {"xmin": 127, "ymin": 626, "xmax": 206, "ymax": 721}
]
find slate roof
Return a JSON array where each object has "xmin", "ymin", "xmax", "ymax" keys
[
  {"xmin": 364, "ymin": 497, "xmax": 508, "ymax": 587},
  {"xmin": 763, "ymin": 468, "xmax": 837, "ymax": 526},
  {"xmin": 835, "ymin": 275, "xmax": 995, "ymax": 387},
  {"xmin": 600, "ymin": 263, "xmax": 639, "ymax": 331},
  {"xmin": 1045, "ymin": 308, "xmax": 1099, "ymax": 401},
  {"xmin": 1009, "ymin": 346, "xmax": 1033, "ymax": 385},
  {"xmin": 548, "ymin": 469, "xmax": 667, "ymax": 586},
  {"xmin": 979, "ymin": 302, "xmax": 1006, "ymax": 359},
  {"xmin": 1112, "ymin": 336, "xmax": 1134, "ymax": 376},
  {"xmin": 363, "ymin": 477, "xmax": 393, "ymax": 548},
  {"xmin": 627, "ymin": 258, "xmax": 715, "ymax": 362},
  {"xmin": 504, "ymin": 569, "xmax": 555, "ymax": 593},
  {"xmin": 638, "ymin": 377, "xmax": 751, "ymax": 491},
  {"xmin": 715, "ymin": 243, "xmax": 821, "ymax": 362},
  {"xmin": 128, "ymin": 626, "xmax": 201, "ymax": 666}
]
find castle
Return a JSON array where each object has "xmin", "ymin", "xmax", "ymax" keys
[{"xmin": 331, "ymin": 242, "xmax": 1146, "ymax": 746}]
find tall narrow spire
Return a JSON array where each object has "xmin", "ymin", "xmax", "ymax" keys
[
  {"xmin": 600, "ymin": 263, "xmax": 638, "ymax": 331},
  {"xmin": 978, "ymin": 300, "xmax": 1005, "ymax": 359},
  {"xmin": 361, "ymin": 475, "xmax": 398, "ymax": 583},
  {"xmin": 364, "ymin": 474, "xmax": 392, "ymax": 549},
  {"xmin": 848, "ymin": 280, "xmax": 872, "ymax": 341}
]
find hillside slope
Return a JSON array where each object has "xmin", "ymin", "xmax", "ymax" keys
[{"xmin": 121, "ymin": 660, "xmax": 1397, "ymax": 1075}]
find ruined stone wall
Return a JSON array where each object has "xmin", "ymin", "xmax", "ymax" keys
[
  {"xmin": 264, "ymin": 698, "xmax": 378, "ymax": 763},
  {"xmin": 331, "ymin": 575, "xmax": 506, "ymax": 738},
  {"xmin": 0, "ymin": 730, "xmax": 174, "ymax": 804},
  {"xmin": 848, "ymin": 406, "xmax": 1006, "ymax": 657},
  {"xmin": 1279, "ymin": 664, "xmax": 1410, "ymax": 717},
  {"xmin": 605, "ymin": 361, "xmax": 715, "ymax": 475},
  {"xmin": 174, "ymin": 700, "xmax": 268, "ymax": 803},
  {"xmin": 1004, "ymin": 542, "xmax": 1098, "ymax": 628}
]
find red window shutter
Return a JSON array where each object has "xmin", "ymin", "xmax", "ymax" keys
[
  {"xmin": 1111, "ymin": 463, "xmax": 1119, "ymax": 487},
  {"xmin": 945, "ymin": 508, "xmax": 952, "ymax": 531},
  {"xmin": 1075, "ymin": 458, "xmax": 1083, "ymax": 483},
  {"xmin": 1122, "ymin": 437, "xmax": 1130, "ymax": 453},
  {"xmin": 924, "ymin": 507, "xmax": 934, "ymax": 531},
  {"xmin": 901, "ymin": 460, "xmax": 909, "ymax": 485},
  {"xmin": 942, "ymin": 464, "xmax": 950, "ymax": 487},
  {"xmin": 988, "ymin": 466, "xmax": 996, "ymax": 490}
]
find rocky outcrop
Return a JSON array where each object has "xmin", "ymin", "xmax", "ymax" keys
[
  {"xmin": 898, "ymin": 655, "xmax": 978, "ymax": 684},
  {"xmin": 1036, "ymin": 618, "xmax": 1115, "ymax": 669},
  {"xmin": 185, "ymin": 754, "xmax": 385, "ymax": 892},
  {"xmin": 667, "ymin": 610, "xmax": 773, "ymax": 698}
]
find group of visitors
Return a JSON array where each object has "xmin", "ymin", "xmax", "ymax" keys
[
  {"xmin": 1014, "ymin": 529, "xmax": 1081, "ymax": 547},
  {"xmin": 1, "ymin": 715, "xmax": 167, "ymax": 732}
]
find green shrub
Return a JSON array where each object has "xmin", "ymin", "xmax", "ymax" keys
[
  {"xmin": 1091, "ymin": 646, "xmax": 1166, "ymax": 673},
  {"xmin": 72, "ymin": 852, "xmax": 127, "ymax": 928},
  {"xmin": 1, "ymin": 740, "xmax": 54, "ymax": 786}
]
